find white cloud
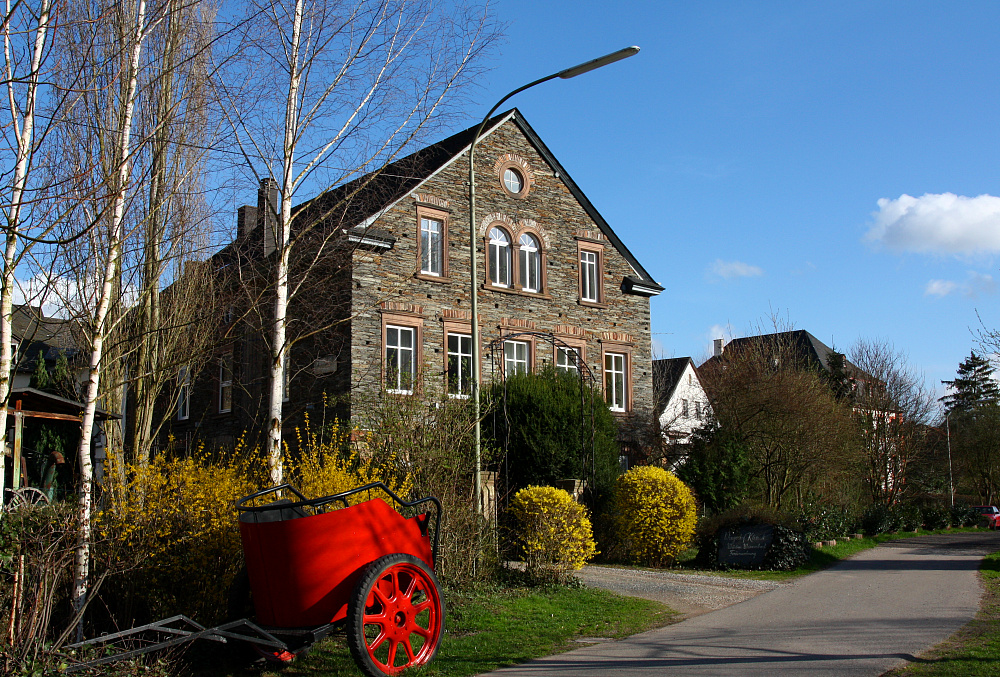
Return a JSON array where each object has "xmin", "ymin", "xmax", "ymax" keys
[
  {"xmin": 867, "ymin": 193, "xmax": 1000, "ymax": 254},
  {"xmin": 709, "ymin": 259, "xmax": 763, "ymax": 280},
  {"xmin": 925, "ymin": 279, "xmax": 959, "ymax": 297},
  {"xmin": 924, "ymin": 272, "xmax": 996, "ymax": 298}
]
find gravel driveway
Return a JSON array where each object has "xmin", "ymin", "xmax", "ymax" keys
[{"xmin": 574, "ymin": 566, "xmax": 781, "ymax": 619}]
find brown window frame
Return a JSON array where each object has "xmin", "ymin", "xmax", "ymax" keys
[{"xmin": 415, "ymin": 204, "xmax": 450, "ymax": 282}]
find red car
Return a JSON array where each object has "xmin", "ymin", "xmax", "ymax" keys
[{"xmin": 974, "ymin": 506, "xmax": 1000, "ymax": 529}]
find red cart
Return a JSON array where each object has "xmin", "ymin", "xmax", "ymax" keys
[
  {"xmin": 236, "ymin": 482, "xmax": 444, "ymax": 676},
  {"xmin": 66, "ymin": 482, "xmax": 444, "ymax": 677}
]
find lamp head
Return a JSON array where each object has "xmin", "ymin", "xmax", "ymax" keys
[{"xmin": 558, "ymin": 46, "xmax": 640, "ymax": 79}]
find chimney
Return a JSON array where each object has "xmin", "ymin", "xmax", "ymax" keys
[
  {"xmin": 713, "ymin": 338, "xmax": 725, "ymax": 357},
  {"xmin": 236, "ymin": 205, "xmax": 257, "ymax": 240},
  {"xmin": 258, "ymin": 178, "xmax": 280, "ymax": 256}
]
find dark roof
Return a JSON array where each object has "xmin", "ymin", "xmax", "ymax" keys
[
  {"xmin": 7, "ymin": 387, "xmax": 119, "ymax": 420},
  {"xmin": 702, "ymin": 330, "xmax": 854, "ymax": 374},
  {"xmin": 652, "ymin": 357, "xmax": 695, "ymax": 411},
  {"xmin": 221, "ymin": 109, "xmax": 662, "ymax": 292},
  {"xmin": 11, "ymin": 305, "xmax": 82, "ymax": 370}
]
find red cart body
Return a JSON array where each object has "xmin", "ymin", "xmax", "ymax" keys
[{"xmin": 239, "ymin": 497, "xmax": 434, "ymax": 627}]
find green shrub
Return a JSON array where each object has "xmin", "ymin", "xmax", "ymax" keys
[
  {"xmin": 891, "ymin": 503, "xmax": 922, "ymax": 531},
  {"xmin": 951, "ymin": 503, "xmax": 981, "ymax": 527},
  {"xmin": 861, "ymin": 504, "xmax": 899, "ymax": 535},
  {"xmin": 694, "ymin": 507, "xmax": 809, "ymax": 571},
  {"xmin": 606, "ymin": 466, "xmax": 697, "ymax": 567},
  {"xmin": 485, "ymin": 368, "xmax": 620, "ymax": 496},
  {"xmin": 506, "ymin": 486, "xmax": 597, "ymax": 581},
  {"xmin": 921, "ymin": 504, "xmax": 951, "ymax": 530},
  {"xmin": 794, "ymin": 504, "xmax": 858, "ymax": 541}
]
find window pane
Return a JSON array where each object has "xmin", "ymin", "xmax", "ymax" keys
[
  {"xmin": 421, "ymin": 217, "xmax": 443, "ymax": 275},
  {"xmin": 447, "ymin": 332, "xmax": 472, "ymax": 395},
  {"xmin": 489, "ymin": 228, "xmax": 511, "ymax": 286},
  {"xmin": 605, "ymin": 352, "xmax": 626, "ymax": 411},
  {"xmin": 519, "ymin": 234, "xmax": 539, "ymax": 292},
  {"xmin": 556, "ymin": 347, "xmax": 578, "ymax": 374},
  {"xmin": 386, "ymin": 326, "xmax": 415, "ymax": 392},
  {"xmin": 504, "ymin": 340, "xmax": 529, "ymax": 376},
  {"xmin": 581, "ymin": 250, "xmax": 598, "ymax": 302},
  {"xmin": 504, "ymin": 168, "xmax": 523, "ymax": 193}
]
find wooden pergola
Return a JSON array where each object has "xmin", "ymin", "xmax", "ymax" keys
[{"xmin": 1, "ymin": 387, "xmax": 119, "ymax": 500}]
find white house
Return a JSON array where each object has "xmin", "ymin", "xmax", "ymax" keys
[{"xmin": 652, "ymin": 357, "xmax": 712, "ymax": 443}]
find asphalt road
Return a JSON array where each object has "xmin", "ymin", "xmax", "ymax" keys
[{"xmin": 484, "ymin": 531, "xmax": 1000, "ymax": 677}]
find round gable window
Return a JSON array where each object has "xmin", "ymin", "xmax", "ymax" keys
[
  {"xmin": 503, "ymin": 168, "xmax": 523, "ymax": 195},
  {"xmin": 495, "ymin": 155, "xmax": 533, "ymax": 198}
]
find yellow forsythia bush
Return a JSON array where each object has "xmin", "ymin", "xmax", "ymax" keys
[
  {"xmin": 507, "ymin": 485, "xmax": 597, "ymax": 578},
  {"xmin": 612, "ymin": 465, "xmax": 697, "ymax": 567},
  {"xmin": 97, "ymin": 447, "xmax": 259, "ymax": 624},
  {"xmin": 285, "ymin": 416, "xmax": 412, "ymax": 503}
]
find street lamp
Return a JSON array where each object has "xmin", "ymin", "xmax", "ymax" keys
[{"xmin": 469, "ymin": 46, "xmax": 640, "ymax": 515}]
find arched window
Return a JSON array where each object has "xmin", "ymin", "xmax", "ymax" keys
[
  {"xmin": 488, "ymin": 226, "xmax": 511, "ymax": 287},
  {"xmin": 519, "ymin": 233, "xmax": 540, "ymax": 293}
]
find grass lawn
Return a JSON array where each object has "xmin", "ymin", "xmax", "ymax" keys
[
  {"xmin": 192, "ymin": 585, "xmax": 674, "ymax": 677},
  {"xmin": 882, "ymin": 550, "xmax": 1000, "ymax": 676}
]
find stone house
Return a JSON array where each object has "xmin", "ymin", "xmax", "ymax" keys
[{"xmin": 165, "ymin": 109, "xmax": 662, "ymax": 451}]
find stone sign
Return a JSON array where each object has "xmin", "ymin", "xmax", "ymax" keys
[{"xmin": 718, "ymin": 524, "xmax": 774, "ymax": 567}]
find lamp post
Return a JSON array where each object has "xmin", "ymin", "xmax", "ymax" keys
[{"xmin": 469, "ymin": 46, "xmax": 640, "ymax": 515}]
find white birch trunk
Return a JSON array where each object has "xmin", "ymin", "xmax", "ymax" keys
[
  {"xmin": 264, "ymin": 0, "xmax": 304, "ymax": 486},
  {"xmin": 0, "ymin": 0, "xmax": 52, "ymax": 469},
  {"xmin": 71, "ymin": 0, "xmax": 148, "ymax": 633}
]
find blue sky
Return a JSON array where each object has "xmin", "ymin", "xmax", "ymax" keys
[{"xmin": 456, "ymin": 0, "xmax": 1000, "ymax": 398}]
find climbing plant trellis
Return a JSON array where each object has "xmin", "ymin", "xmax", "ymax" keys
[{"xmin": 485, "ymin": 332, "xmax": 601, "ymax": 516}]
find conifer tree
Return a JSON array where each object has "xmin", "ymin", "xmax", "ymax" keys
[{"xmin": 941, "ymin": 351, "xmax": 1000, "ymax": 414}]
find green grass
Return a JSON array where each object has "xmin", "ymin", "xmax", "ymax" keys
[
  {"xmin": 194, "ymin": 585, "xmax": 673, "ymax": 677},
  {"xmin": 882, "ymin": 550, "xmax": 1000, "ymax": 676}
]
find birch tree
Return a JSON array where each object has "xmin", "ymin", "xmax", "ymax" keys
[
  {"xmin": 55, "ymin": 0, "xmax": 153, "ymax": 627},
  {"xmin": 0, "ymin": 0, "xmax": 58, "ymax": 477},
  {"xmin": 218, "ymin": 0, "xmax": 496, "ymax": 483}
]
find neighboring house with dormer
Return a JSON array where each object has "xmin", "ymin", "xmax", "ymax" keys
[
  {"xmin": 10, "ymin": 305, "xmax": 86, "ymax": 392},
  {"xmin": 653, "ymin": 357, "xmax": 712, "ymax": 443},
  {"xmin": 164, "ymin": 109, "xmax": 663, "ymax": 453}
]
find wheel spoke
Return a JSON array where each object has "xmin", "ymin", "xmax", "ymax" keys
[
  {"xmin": 402, "ymin": 637, "xmax": 416, "ymax": 663},
  {"xmin": 386, "ymin": 638, "xmax": 398, "ymax": 667},
  {"xmin": 402, "ymin": 573, "xmax": 418, "ymax": 600},
  {"xmin": 372, "ymin": 583, "xmax": 391, "ymax": 607},
  {"xmin": 412, "ymin": 599, "xmax": 432, "ymax": 613},
  {"xmin": 366, "ymin": 626, "xmax": 387, "ymax": 650},
  {"xmin": 412, "ymin": 625, "xmax": 432, "ymax": 639}
]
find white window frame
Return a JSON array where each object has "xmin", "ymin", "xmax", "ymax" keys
[
  {"xmin": 555, "ymin": 346, "xmax": 579, "ymax": 375},
  {"xmin": 385, "ymin": 325, "xmax": 416, "ymax": 394},
  {"xmin": 446, "ymin": 332, "xmax": 472, "ymax": 398},
  {"xmin": 519, "ymin": 233, "xmax": 540, "ymax": 293},
  {"xmin": 605, "ymin": 352, "xmax": 627, "ymax": 412},
  {"xmin": 219, "ymin": 354, "xmax": 233, "ymax": 413},
  {"xmin": 177, "ymin": 365, "xmax": 190, "ymax": 421},
  {"xmin": 580, "ymin": 250, "xmax": 599, "ymax": 302},
  {"xmin": 504, "ymin": 340, "xmax": 530, "ymax": 376},
  {"xmin": 420, "ymin": 216, "xmax": 444, "ymax": 276},
  {"xmin": 488, "ymin": 227, "xmax": 512, "ymax": 287}
]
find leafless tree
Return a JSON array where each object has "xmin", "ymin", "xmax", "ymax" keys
[
  {"xmin": 700, "ymin": 331, "xmax": 855, "ymax": 509},
  {"xmin": 214, "ymin": 0, "xmax": 498, "ymax": 483},
  {"xmin": 849, "ymin": 338, "xmax": 935, "ymax": 506}
]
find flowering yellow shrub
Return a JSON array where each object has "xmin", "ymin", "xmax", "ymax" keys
[
  {"xmin": 283, "ymin": 416, "xmax": 412, "ymax": 503},
  {"xmin": 97, "ymin": 447, "xmax": 259, "ymax": 623},
  {"xmin": 506, "ymin": 485, "xmax": 597, "ymax": 577},
  {"xmin": 96, "ymin": 419, "xmax": 413, "ymax": 625},
  {"xmin": 612, "ymin": 465, "xmax": 697, "ymax": 566}
]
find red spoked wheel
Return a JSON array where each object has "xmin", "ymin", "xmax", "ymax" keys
[{"xmin": 347, "ymin": 553, "xmax": 444, "ymax": 677}]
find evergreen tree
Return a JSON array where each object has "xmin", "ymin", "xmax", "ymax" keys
[
  {"xmin": 824, "ymin": 350, "xmax": 855, "ymax": 402},
  {"xmin": 29, "ymin": 351, "xmax": 49, "ymax": 390},
  {"xmin": 941, "ymin": 351, "xmax": 1000, "ymax": 414}
]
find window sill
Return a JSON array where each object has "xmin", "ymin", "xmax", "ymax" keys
[
  {"xmin": 578, "ymin": 299, "xmax": 608, "ymax": 309},
  {"xmin": 482, "ymin": 284, "xmax": 552, "ymax": 300},
  {"xmin": 447, "ymin": 393, "xmax": 471, "ymax": 400},
  {"xmin": 386, "ymin": 389, "xmax": 415, "ymax": 396},
  {"xmin": 415, "ymin": 273, "xmax": 451, "ymax": 284}
]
